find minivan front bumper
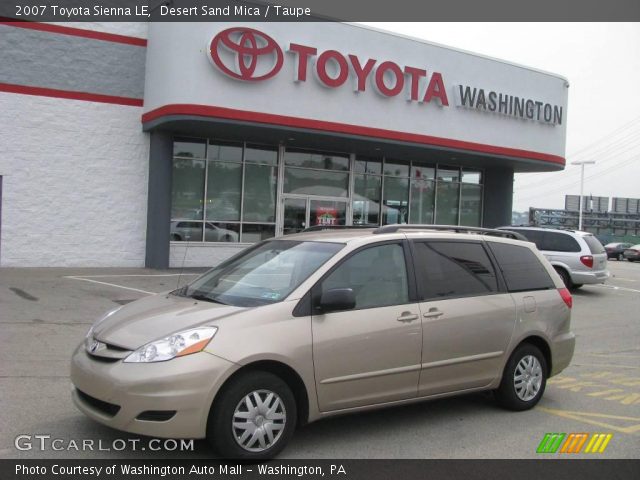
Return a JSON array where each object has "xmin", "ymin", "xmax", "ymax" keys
[{"xmin": 70, "ymin": 345, "xmax": 237, "ymax": 438}]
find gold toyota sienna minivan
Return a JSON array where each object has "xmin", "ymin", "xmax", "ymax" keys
[{"xmin": 71, "ymin": 225, "xmax": 575, "ymax": 460}]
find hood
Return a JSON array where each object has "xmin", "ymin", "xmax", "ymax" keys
[{"xmin": 92, "ymin": 293, "xmax": 246, "ymax": 350}]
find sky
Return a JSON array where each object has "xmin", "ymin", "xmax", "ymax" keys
[{"xmin": 361, "ymin": 23, "xmax": 640, "ymax": 212}]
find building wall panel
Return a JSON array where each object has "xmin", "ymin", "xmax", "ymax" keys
[{"xmin": 0, "ymin": 93, "xmax": 149, "ymax": 266}]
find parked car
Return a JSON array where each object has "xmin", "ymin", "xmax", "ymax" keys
[
  {"xmin": 71, "ymin": 225, "xmax": 574, "ymax": 460},
  {"xmin": 498, "ymin": 226, "xmax": 609, "ymax": 290},
  {"xmin": 623, "ymin": 244, "xmax": 640, "ymax": 262},
  {"xmin": 604, "ymin": 242, "xmax": 633, "ymax": 261},
  {"xmin": 170, "ymin": 221, "xmax": 238, "ymax": 242}
]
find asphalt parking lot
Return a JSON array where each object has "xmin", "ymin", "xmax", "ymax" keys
[{"xmin": 1, "ymin": 261, "xmax": 639, "ymax": 459}]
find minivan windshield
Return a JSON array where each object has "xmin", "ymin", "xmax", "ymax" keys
[{"xmin": 177, "ymin": 240, "xmax": 344, "ymax": 307}]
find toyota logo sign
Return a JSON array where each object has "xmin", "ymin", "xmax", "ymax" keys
[
  {"xmin": 209, "ymin": 27, "xmax": 283, "ymax": 81},
  {"xmin": 205, "ymin": 26, "xmax": 450, "ymax": 108}
]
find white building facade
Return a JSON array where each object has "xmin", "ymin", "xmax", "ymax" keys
[{"xmin": 0, "ymin": 21, "xmax": 568, "ymax": 267}]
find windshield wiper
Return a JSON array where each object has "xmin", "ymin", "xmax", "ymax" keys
[{"xmin": 188, "ymin": 292, "xmax": 228, "ymax": 305}]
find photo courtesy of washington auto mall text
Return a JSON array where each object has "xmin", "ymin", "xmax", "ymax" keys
[
  {"xmin": 14, "ymin": 463, "xmax": 345, "ymax": 477},
  {"xmin": 1, "ymin": 0, "xmax": 640, "ymax": 479}
]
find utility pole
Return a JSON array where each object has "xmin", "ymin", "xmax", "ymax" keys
[{"xmin": 571, "ymin": 160, "xmax": 596, "ymax": 231}]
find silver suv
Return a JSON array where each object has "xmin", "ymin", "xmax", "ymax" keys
[
  {"xmin": 71, "ymin": 225, "xmax": 575, "ymax": 460},
  {"xmin": 498, "ymin": 227, "xmax": 609, "ymax": 290}
]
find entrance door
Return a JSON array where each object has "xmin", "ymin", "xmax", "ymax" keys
[{"xmin": 280, "ymin": 196, "xmax": 348, "ymax": 235}]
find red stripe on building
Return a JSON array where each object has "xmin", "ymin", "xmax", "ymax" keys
[
  {"xmin": 142, "ymin": 104, "xmax": 566, "ymax": 166},
  {"xmin": 0, "ymin": 18, "xmax": 147, "ymax": 46},
  {"xmin": 0, "ymin": 83, "xmax": 143, "ymax": 107}
]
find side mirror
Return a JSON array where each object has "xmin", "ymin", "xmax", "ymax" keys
[{"xmin": 318, "ymin": 288, "xmax": 356, "ymax": 313}]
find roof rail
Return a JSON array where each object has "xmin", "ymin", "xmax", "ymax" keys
[
  {"xmin": 503, "ymin": 224, "xmax": 578, "ymax": 233},
  {"xmin": 302, "ymin": 224, "xmax": 378, "ymax": 232},
  {"xmin": 372, "ymin": 224, "xmax": 528, "ymax": 241}
]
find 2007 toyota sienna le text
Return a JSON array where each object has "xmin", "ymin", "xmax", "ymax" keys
[{"xmin": 71, "ymin": 225, "xmax": 575, "ymax": 460}]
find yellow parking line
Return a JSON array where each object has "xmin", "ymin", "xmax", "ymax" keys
[
  {"xmin": 537, "ymin": 407, "xmax": 640, "ymax": 434},
  {"xmin": 587, "ymin": 353, "xmax": 640, "ymax": 359},
  {"xmin": 571, "ymin": 363, "xmax": 640, "ymax": 370},
  {"xmin": 587, "ymin": 389, "xmax": 625, "ymax": 397}
]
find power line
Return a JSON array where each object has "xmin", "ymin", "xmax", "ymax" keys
[
  {"xmin": 518, "ymin": 129, "xmax": 640, "ymax": 187},
  {"xmin": 563, "ymin": 115, "xmax": 640, "ymax": 159},
  {"xmin": 515, "ymin": 155, "xmax": 639, "ymax": 202},
  {"xmin": 569, "ymin": 130, "xmax": 640, "ymax": 163},
  {"xmin": 522, "ymin": 128, "xmax": 640, "ymax": 176},
  {"xmin": 517, "ymin": 155, "xmax": 639, "ymax": 200},
  {"xmin": 516, "ymin": 135, "xmax": 640, "ymax": 190},
  {"xmin": 513, "ymin": 116, "xmax": 640, "ymax": 206}
]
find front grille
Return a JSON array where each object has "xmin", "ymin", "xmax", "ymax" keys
[
  {"xmin": 87, "ymin": 354, "xmax": 120, "ymax": 363},
  {"xmin": 86, "ymin": 340, "xmax": 130, "ymax": 362},
  {"xmin": 136, "ymin": 410, "xmax": 177, "ymax": 422},
  {"xmin": 102, "ymin": 342, "xmax": 129, "ymax": 352},
  {"xmin": 77, "ymin": 389, "xmax": 121, "ymax": 417}
]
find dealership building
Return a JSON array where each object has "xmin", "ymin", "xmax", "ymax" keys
[{"xmin": 0, "ymin": 21, "xmax": 568, "ymax": 267}]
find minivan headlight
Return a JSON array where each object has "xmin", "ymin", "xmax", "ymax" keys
[{"xmin": 124, "ymin": 327, "xmax": 218, "ymax": 363}]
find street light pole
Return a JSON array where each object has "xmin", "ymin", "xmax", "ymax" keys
[{"xmin": 571, "ymin": 160, "xmax": 596, "ymax": 231}]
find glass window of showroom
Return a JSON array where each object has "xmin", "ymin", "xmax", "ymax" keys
[{"xmin": 170, "ymin": 138, "xmax": 483, "ymax": 242}]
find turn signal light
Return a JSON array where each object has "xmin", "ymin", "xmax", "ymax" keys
[
  {"xmin": 580, "ymin": 255, "xmax": 594, "ymax": 268},
  {"xmin": 558, "ymin": 288, "xmax": 573, "ymax": 309}
]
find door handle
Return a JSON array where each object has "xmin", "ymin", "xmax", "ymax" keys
[
  {"xmin": 397, "ymin": 312, "xmax": 419, "ymax": 323},
  {"xmin": 423, "ymin": 308, "xmax": 443, "ymax": 319}
]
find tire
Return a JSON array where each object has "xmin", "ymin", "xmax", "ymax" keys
[
  {"xmin": 554, "ymin": 267, "xmax": 572, "ymax": 289},
  {"xmin": 222, "ymin": 234, "xmax": 233, "ymax": 242},
  {"xmin": 494, "ymin": 344, "xmax": 547, "ymax": 411},
  {"xmin": 571, "ymin": 284, "xmax": 583, "ymax": 290},
  {"xmin": 171, "ymin": 234, "xmax": 181, "ymax": 241},
  {"xmin": 207, "ymin": 371, "xmax": 297, "ymax": 460}
]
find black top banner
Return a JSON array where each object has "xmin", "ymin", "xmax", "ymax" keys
[{"xmin": 1, "ymin": 0, "xmax": 640, "ymax": 22}]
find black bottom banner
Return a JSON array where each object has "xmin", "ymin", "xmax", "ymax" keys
[{"xmin": 2, "ymin": 459, "xmax": 639, "ymax": 480}]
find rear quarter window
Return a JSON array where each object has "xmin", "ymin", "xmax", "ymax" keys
[
  {"xmin": 583, "ymin": 235, "xmax": 606, "ymax": 254},
  {"xmin": 487, "ymin": 242, "xmax": 556, "ymax": 292},
  {"xmin": 541, "ymin": 232, "xmax": 581, "ymax": 252}
]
